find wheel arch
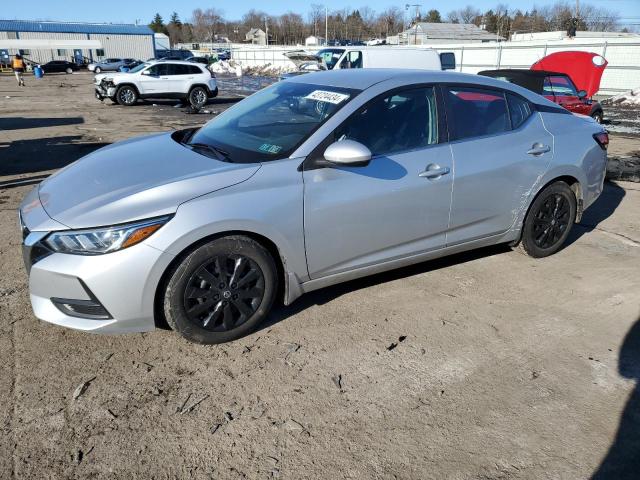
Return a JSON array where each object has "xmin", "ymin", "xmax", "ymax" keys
[
  {"xmin": 513, "ymin": 174, "xmax": 582, "ymax": 247},
  {"xmin": 153, "ymin": 229, "xmax": 288, "ymax": 330},
  {"xmin": 115, "ymin": 82, "xmax": 140, "ymax": 95},
  {"xmin": 189, "ymin": 83, "xmax": 213, "ymax": 96}
]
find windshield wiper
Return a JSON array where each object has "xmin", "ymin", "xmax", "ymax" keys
[{"xmin": 185, "ymin": 142, "xmax": 232, "ymax": 162}]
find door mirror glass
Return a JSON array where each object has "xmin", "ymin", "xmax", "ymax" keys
[
  {"xmin": 324, "ymin": 140, "xmax": 371, "ymax": 166},
  {"xmin": 577, "ymin": 89, "xmax": 587, "ymax": 99},
  {"xmin": 440, "ymin": 52, "xmax": 456, "ymax": 70}
]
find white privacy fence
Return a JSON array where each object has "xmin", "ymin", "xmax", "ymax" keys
[{"xmin": 230, "ymin": 38, "xmax": 640, "ymax": 96}]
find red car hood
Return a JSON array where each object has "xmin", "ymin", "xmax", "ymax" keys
[{"xmin": 531, "ymin": 51, "xmax": 607, "ymax": 97}]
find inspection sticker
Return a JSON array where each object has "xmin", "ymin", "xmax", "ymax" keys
[
  {"xmin": 258, "ymin": 143, "xmax": 283, "ymax": 154},
  {"xmin": 305, "ymin": 90, "xmax": 350, "ymax": 104}
]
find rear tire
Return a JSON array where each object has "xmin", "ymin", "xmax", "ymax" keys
[
  {"xmin": 65, "ymin": 67, "xmax": 73, "ymax": 74},
  {"xmin": 94, "ymin": 66, "xmax": 101, "ymax": 73},
  {"xmin": 163, "ymin": 236, "xmax": 278, "ymax": 344},
  {"xmin": 115, "ymin": 85, "xmax": 138, "ymax": 106},
  {"xmin": 188, "ymin": 86, "xmax": 208, "ymax": 108},
  {"xmin": 591, "ymin": 111, "xmax": 603, "ymax": 124},
  {"xmin": 518, "ymin": 181, "xmax": 577, "ymax": 258}
]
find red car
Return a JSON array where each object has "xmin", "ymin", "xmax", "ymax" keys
[{"xmin": 479, "ymin": 51, "xmax": 607, "ymax": 123}]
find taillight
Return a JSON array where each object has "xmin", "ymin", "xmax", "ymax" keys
[{"xmin": 593, "ymin": 131, "xmax": 609, "ymax": 150}]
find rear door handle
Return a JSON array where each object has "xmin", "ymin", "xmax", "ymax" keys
[
  {"xmin": 527, "ymin": 143, "xmax": 551, "ymax": 156},
  {"xmin": 419, "ymin": 164, "xmax": 450, "ymax": 179}
]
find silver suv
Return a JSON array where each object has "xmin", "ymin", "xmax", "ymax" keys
[
  {"xmin": 88, "ymin": 58, "xmax": 135, "ymax": 73},
  {"xmin": 20, "ymin": 69, "xmax": 607, "ymax": 344}
]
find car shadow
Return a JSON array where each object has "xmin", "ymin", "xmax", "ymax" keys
[
  {"xmin": 592, "ymin": 315, "xmax": 640, "ymax": 479},
  {"xmin": 0, "ymin": 116, "xmax": 84, "ymax": 131},
  {"xmin": 0, "ymin": 136, "xmax": 109, "ymax": 176},
  {"xmin": 259, "ymin": 243, "xmax": 512, "ymax": 332},
  {"xmin": 565, "ymin": 181, "xmax": 626, "ymax": 247}
]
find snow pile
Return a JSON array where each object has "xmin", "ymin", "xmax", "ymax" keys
[
  {"xmin": 209, "ymin": 60, "xmax": 295, "ymax": 78},
  {"xmin": 606, "ymin": 88, "xmax": 640, "ymax": 106},
  {"xmin": 243, "ymin": 63, "xmax": 296, "ymax": 77},
  {"xmin": 209, "ymin": 60, "xmax": 243, "ymax": 76}
]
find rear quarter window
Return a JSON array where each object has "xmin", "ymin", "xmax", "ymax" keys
[{"xmin": 507, "ymin": 94, "xmax": 534, "ymax": 129}]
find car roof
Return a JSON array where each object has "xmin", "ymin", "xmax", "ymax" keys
[
  {"xmin": 148, "ymin": 59, "xmax": 202, "ymax": 65},
  {"xmin": 480, "ymin": 69, "xmax": 567, "ymax": 78},
  {"xmin": 287, "ymin": 68, "xmax": 563, "ymax": 108}
]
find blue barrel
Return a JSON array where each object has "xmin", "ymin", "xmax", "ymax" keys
[{"xmin": 34, "ymin": 66, "xmax": 43, "ymax": 78}]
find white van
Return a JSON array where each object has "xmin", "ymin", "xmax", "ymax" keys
[{"xmin": 282, "ymin": 47, "xmax": 455, "ymax": 80}]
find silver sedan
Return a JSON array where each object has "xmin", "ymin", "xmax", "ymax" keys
[{"xmin": 20, "ymin": 69, "xmax": 608, "ymax": 344}]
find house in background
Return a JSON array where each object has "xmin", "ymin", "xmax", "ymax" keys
[
  {"xmin": 245, "ymin": 28, "xmax": 267, "ymax": 45},
  {"xmin": 397, "ymin": 22, "xmax": 502, "ymax": 45},
  {"xmin": 305, "ymin": 35, "xmax": 325, "ymax": 47}
]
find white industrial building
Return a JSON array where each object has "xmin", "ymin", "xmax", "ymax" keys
[
  {"xmin": 0, "ymin": 20, "xmax": 155, "ymax": 65},
  {"xmin": 395, "ymin": 22, "xmax": 502, "ymax": 45}
]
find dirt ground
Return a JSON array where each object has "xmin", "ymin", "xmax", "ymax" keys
[{"xmin": 1, "ymin": 71, "xmax": 640, "ymax": 479}]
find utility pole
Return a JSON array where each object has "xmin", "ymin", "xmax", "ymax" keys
[
  {"xmin": 263, "ymin": 16, "xmax": 268, "ymax": 45},
  {"xmin": 325, "ymin": 6, "xmax": 328, "ymax": 45},
  {"xmin": 405, "ymin": 4, "xmax": 421, "ymax": 45},
  {"xmin": 576, "ymin": 0, "xmax": 580, "ymax": 18}
]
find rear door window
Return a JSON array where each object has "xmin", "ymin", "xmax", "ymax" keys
[
  {"xmin": 335, "ymin": 86, "xmax": 438, "ymax": 156},
  {"xmin": 444, "ymin": 86, "xmax": 510, "ymax": 140}
]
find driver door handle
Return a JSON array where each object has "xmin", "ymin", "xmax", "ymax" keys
[
  {"xmin": 419, "ymin": 165, "xmax": 450, "ymax": 179},
  {"xmin": 527, "ymin": 143, "xmax": 551, "ymax": 156}
]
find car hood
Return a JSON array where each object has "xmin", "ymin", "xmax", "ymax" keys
[
  {"xmin": 531, "ymin": 51, "xmax": 607, "ymax": 98},
  {"xmin": 94, "ymin": 71, "xmax": 129, "ymax": 82},
  {"xmin": 37, "ymin": 132, "xmax": 261, "ymax": 229}
]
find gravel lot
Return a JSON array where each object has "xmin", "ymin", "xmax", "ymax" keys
[{"xmin": 1, "ymin": 71, "xmax": 640, "ymax": 479}]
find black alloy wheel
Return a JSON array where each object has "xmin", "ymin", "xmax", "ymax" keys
[
  {"xmin": 532, "ymin": 193, "xmax": 571, "ymax": 249},
  {"xmin": 183, "ymin": 254, "xmax": 265, "ymax": 332},
  {"xmin": 163, "ymin": 235, "xmax": 277, "ymax": 344},
  {"xmin": 518, "ymin": 181, "xmax": 577, "ymax": 258}
]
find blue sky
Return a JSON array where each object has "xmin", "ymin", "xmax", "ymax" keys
[{"xmin": 2, "ymin": 0, "xmax": 639, "ymax": 26}]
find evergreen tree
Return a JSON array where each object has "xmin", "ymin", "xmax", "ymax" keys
[{"xmin": 149, "ymin": 13, "xmax": 167, "ymax": 34}]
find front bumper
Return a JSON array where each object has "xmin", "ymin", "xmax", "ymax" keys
[
  {"xmin": 95, "ymin": 84, "xmax": 116, "ymax": 99},
  {"xmin": 25, "ymin": 242, "xmax": 175, "ymax": 334}
]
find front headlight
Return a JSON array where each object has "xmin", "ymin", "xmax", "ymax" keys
[{"xmin": 44, "ymin": 216, "xmax": 171, "ymax": 255}]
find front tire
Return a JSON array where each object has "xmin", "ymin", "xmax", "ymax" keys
[
  {"xmin": 94, "ymin": 66, "xmax": 101, "ymax": 73},
  {"xmin": 115, "ymin": 85, "xmax": 138, "ymax": 106},
  {"xmin": 163, "ymin": 236, "xmax": 278, "ymax": 344},
  {"xmin": 188, "ymin": 86, "xmax": 208, "ymax": 108},
  {"xmin": 65, "ymin": 67, "xmax": 73, "ymax": 74},
  {"xmin": 518, "ymin": 181, "xmax": 577, "ymax": 258}
]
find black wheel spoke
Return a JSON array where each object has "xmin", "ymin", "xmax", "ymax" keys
[
  {"xmin": 238, "ymin": 287, "xmax": 263, "ymax": 300},
  {"xmin": 222, "ymin": 304, "xmax": 235, "ymax": 330},
  {"xmin": 202, "ymin": 301, "xmax": 223, "ymax": 328},
  {"xmin": 183, "ymin": 253, "xmax": 265, "ymax": 332},
  {"xmin": 186, "ymin": 298, "xmax": 216, "ymax": 316}
]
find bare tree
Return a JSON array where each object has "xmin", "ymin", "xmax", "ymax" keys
[
  {"xmin": 309, "ymin": 4, "xmax": 324, "ymax": 37},
  {"xmin": 191, "ymin": 8, "xmax": 225, "ymax": 42}
]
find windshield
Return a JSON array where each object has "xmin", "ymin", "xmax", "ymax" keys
[
  {"xmin": 129, "ymin": 62, "xmax": 150, "ymax": 73},
  {"xmin": 188, "ymin": 82, "xmax": 358, "ymax": 163},
  {"xmin": 316, "ymin": 49, "xmax": 345, "ymax": 70}
]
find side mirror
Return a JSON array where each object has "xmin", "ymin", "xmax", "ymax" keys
[
  {"xmin": 440, "ymin": 52, "xmax": 456, "ymax": 70},
  {"xmin": 141, "ymin": 70, "xmax": 151, "ymax": 75},
  {"xmin": 577, "ymin": 89, "xmax": 587, "ymax": 99},
  {"xmin": 323, "ymin": 140, "xmax": 372, "ymax": 166}
]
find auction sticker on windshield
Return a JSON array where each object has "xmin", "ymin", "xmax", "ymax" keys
[{"xmin": 305, "ymin": 90, "xmax": 350, "ymax": 104}]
